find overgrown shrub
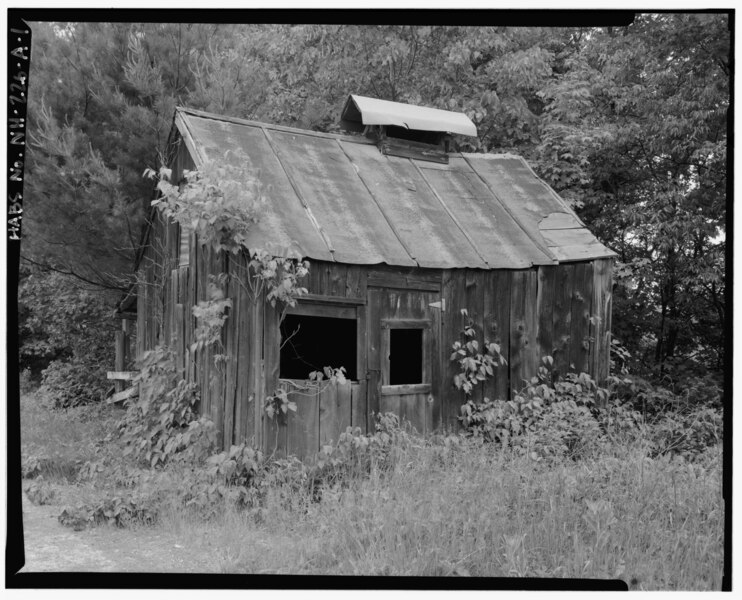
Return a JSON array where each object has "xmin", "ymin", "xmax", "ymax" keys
[
  {"xmin": 38, "ymin": 357, "xmax": 110, "ymax": 408},
  {"xmin": 649, "ymin": 406, "xmax": 723, "ymax": 460},
  {"xmin": 608, "ymin": 375, "xmax": 678, "ymax": 418},
  {"xmin": 179, "ymin": 444, "xmax": 265, "ymax": 517},
  {"xmin": 58, "ymin": 495, "xmax": 158, "ymax": 530},
  {"xmin": 74, "ymin": 411, "xmax": 415, "ymax": 528},
  {"xmin": 595, "ymin": 396, "xmax": 644, "ymax": 439},
  {"xmin": 19, "ymin": 367, "xmax": 37, "ymax": 394},
  {"xmin": 20, "ymin": 269, "xmax": 117, "ymax": 405},
  {"xmin": 21, "ymin": 453, "xmax": 49, "ymax": 479},
  {"xmin": 24, "ymin": 479, "xmax": 57, "ymax": 505},
  {"xmin": 117, "ymin": 345, "xmax": 216, "ymax": 467},
  {"xmin": 533, "ymin": 400, "xmax": 603, "ymax": 459},
  {"xmin": 459, "ymin": 359, "xmax": 608, "ymax": 459},
  {"xmin": 176, "ymin": 413, "xmax": 412, "ymax": 519},
  {"xmin": 311, "ymin": 413, "xmax": 412, "ymax": 487},
  {"xmin": 676, "ymin": 372, "xmax": 723, "ymax": 409}
]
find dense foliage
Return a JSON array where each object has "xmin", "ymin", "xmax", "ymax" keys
[
  {"xmin": 20, "ymin": 15, "xmax": 728, "ymax": 399},
  {"xmin": 18, "ymin": 267, "xmax": 117, "ymax": 405}
]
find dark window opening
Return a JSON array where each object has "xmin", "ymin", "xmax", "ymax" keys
[
  {"xmin": 280, "ymin": 314, "xmax": 357, "ymax": 380},
  {"xmin": 389, "ymin": 328, "xmax": 423, "ymax": 385},
  {"xmin": 386, "ymin": 125, "xmax": 443, "ymax": 146}
]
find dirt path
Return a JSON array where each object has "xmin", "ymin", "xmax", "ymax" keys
[{"xmin": 20, "ymin": 493, "xmax": 221, "ymax": 573}]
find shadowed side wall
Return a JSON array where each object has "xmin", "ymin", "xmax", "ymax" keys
[{"xmin": 437, "ymin": 260, "xmax": 613, "ymax": 430}]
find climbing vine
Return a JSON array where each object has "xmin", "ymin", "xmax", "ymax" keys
[
  {"xmin": 146, "ymin": 149, "xmax": 310, "ymax": 358},
  {"xmin": 146, "ymin": 151, "xmax": 263, "ymax": 256},
  {"xmin": 451, "ymin": 308, "xmax": 507, "ymax": 396}
]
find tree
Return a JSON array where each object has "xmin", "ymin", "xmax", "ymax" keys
[
  {"xmin": 24, "ymin": 22, "xmax": 238, "ymax": 288},
  {"xmin": 21, "ymin": 21, "xmax": 242, "ymax": 388},
  {"xmin": 535, "ymin": 14, "xmax": 728, "ymax": 373},
  {"xmin": 22, "ymin": 18, "xmax": 728, "ymax": 390}
]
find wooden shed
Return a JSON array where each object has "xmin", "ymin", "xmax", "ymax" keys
[{"xmin": 131, "ymin": 96, "xmax": 616, "ymax": 458}]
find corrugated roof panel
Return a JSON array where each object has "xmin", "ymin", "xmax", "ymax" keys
[
  {"xmin": 462, "ymin": 153, "xmax": 616, "ymax": 262},
  {"xmin": 417, "ymin": 159, "xmax": 556, "ymax": 268},
  {"xmin": 540, "ymin": 228, "xmax": 616, "ymax": 262},
  {"xmin": 345, "ymin": 95, "xmax": 478, "ymax": 137},
  {"xmin": 268, "ymin": 129, "xmax": 416, "ymax": 266},
  {"xmin": 463, "ymin": 154, "xmax": 567, "ymax": 228},
  {"xmin": 183, "ymin": 115, "xmax": 334, "ymax": 261},
  {"xmin": 337, "ymin": 141, "xmax": 488, "ymax": 269},
  {"xmin": 175, "ymin": 108, "xmax": 615, "ymax": 269}
]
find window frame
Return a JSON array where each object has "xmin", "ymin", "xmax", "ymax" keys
[
  {"xmin": 282, "ymin": 297, "xmax": 365, "ymax": 383},
  {"xmin": 380, "ymin": 318, "xmax": 432, "ymax": 396}
]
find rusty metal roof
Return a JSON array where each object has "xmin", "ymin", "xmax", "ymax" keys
[
  {"xmin": 174, "ymin": 107, "xmax": 616, "ymax": 269},
  {"xmin": 341, "ymin": 94, "xmax": 478, "ymax": 137}
]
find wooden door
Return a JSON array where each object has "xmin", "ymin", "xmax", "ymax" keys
[{"xmin": 369, "ymin": 288, "xmax": 441, "ymax": 434}]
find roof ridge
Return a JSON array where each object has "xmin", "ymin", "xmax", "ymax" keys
[
  {"xmin": 176, "ymin": 106, "xmax": 376, "ymax": 146},
  {"xmin": 460, "ymin": 151, "xmax": 521, "ymax": 159}
]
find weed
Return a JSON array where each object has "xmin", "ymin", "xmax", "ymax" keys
[
  {"xmin": 24, "ymin": 479, "xmax": 57, "ymax": 505},
  {"xmin": 20, "ymin": 386, "xmax": 723, "ymax": 588}
]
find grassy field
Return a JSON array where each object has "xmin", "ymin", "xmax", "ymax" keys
[{"xmin": 19, "ymin": 390, "xmax": 724, "ymax": 588}]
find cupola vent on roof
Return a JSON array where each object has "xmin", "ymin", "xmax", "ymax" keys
[{"xmin": 340, "ymin": 94, "xmax": 477, "ymax": 164}]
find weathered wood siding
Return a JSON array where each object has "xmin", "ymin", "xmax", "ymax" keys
[
  {"xmin": 437, "ymin": 262, "xmax": 613, "ymax": 429},
  {"xmin": 139, "ymin": 253, "xmax": 613, "ymax": 450}
]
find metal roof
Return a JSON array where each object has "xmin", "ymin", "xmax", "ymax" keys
[
  {"xmin": 341, "ymin": 94, "xmax": 478, "ymax": 137},
  {"xmin": 174, "ymin": 107, "xmax": 616, "ymax": 269}
]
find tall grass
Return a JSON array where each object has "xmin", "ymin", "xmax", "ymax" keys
[
  {"xmin": 20, "ymin": 392, "xmax": 723, "ymax": 588},
  {"xmin": 20, "ymin": 391, "xmax": 120, "ymax": 479},
  {"xmin": 160, "ymin": 437, "xmax": 723, "ymax": 588}
]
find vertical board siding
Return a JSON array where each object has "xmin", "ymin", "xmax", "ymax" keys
[
  {"xmin": 336, "ymin": 382, "xmax": 352, "ymax": 438},
  {"xmin": 209, "ymin": 249, "xmax": 225, "ymax": 446},
  {"xmin": 222, "ymin": 256, "xmax": 237, "ymax": 448},
  {"xmin": 397, "ymin": 393, "xmax": 431, "ymax": 436},
  {"xmin": 569, "ymin": 262, "xmax": 594, "ymax": 375},
  {"xmin": 552, "ymin": 263, "xmax": 575, "ymax": 378},
  {"xmin": 303, "ymin": 260, "xmax": 367, "ymax": 299},
  {"xmin": 235, "ymin": 255, "xmax": 253, "ymax": 444},
  {"xmin": 286, "ymin": 382, "xmax": 320, "ymax": 460},
  {"xmin": 509, "ymin": 270, "xmax": 538, "ymax": 396},
  {"xmin": 251, "ymin": 293, "xmax": 265, "ymax": 449},
  {"xmin": 602, "ymin": 261, "xmax": 613, "ymax": 384},
  {"xmin": 440, "ymin": 270, "xmax": 466, "ymax": 430},
  {"xmin": 263, "ymin": 299, "xmax": 283, "ymax": 457},
  {"xmin": 366, "ymin": 288, "xmax": 382, "ymax": 424},
  {"xmin": 345, "ymin": 265, "xmax": 364, "ymax": 298},
  {"xmin": 194, "ymin": 244, "xmax": 206, "ymax": 418},
  {"xmin": 329, "ymin": 264, "xmax": 348, "ymax": 297},
  {"xmin": 283, "ymin": 380, "xmax": 357, "ymax": 460},
  {"xmin": 464, "ymin": 270, "xmax": 486, "ymax": 403},
  {"xmin": 178, "ymin": 267, "xmax": 190, "ymax": 378},
  {"xmin": 483, "ymin": 270, "xmax": 511, "ymax": 402},
  {"xmin": 591, "ymin": 259, "xmax": 613, "ymax": 384},
  {"xmin": 379, "ymin": 393, "xmax": 400, "ymax": 421},
  {"xmin": 319, "ymin": 382, "xmax": 339, "ymax": 447},
  {"xmin": 429, "ymin": 289, "xmax": 442, "ymax": 433},
  {"xmin": 351, "ymin": 380, "xmax": 368, "ymax": 433},
  {"xmin": 536, "ymin": 266, "xmax": 557, "ymax": 365},
  {"xmin": 355, "ymin": 304, "xmax": 368, "ymax": 433}
]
